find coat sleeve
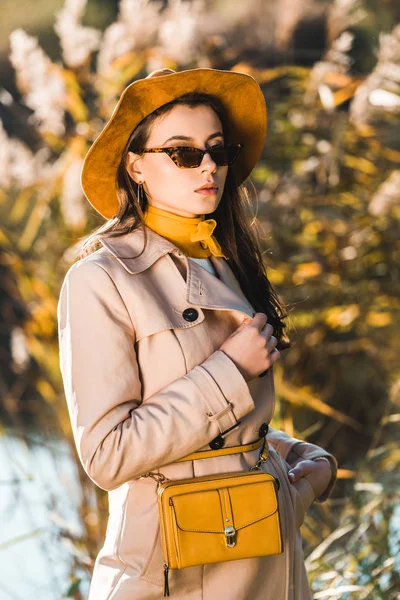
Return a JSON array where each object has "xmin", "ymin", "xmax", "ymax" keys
[
  {"xmin": 266, "ymin": 426, "xmax": 338, "ymax": 502},
  {"xmin": 57, "ymin": 260, "xmax": 256, "ymax": 492}
]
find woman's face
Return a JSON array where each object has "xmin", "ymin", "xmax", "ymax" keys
[{"xmin": 126, "ymin": 104, "xmax": 228, "ymax": 218}]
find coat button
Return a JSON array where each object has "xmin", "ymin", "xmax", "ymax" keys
[
  {"xmin": 258, "ymin": 422, "xmax": 269, "ymax": 438},
  {"xmin": 209, "ymin": 434, "xmax": 225, "ymax": 450},
  {"xmin": 182, "ymin": 308, "xmax": 199, "ymax": 322}
]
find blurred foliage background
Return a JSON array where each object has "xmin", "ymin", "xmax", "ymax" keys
[{"xmin": 0, "ymin": 0, "xmax": 399, "ymax": 598}]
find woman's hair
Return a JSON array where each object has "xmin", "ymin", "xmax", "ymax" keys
[{"xmin": 77, "ymin": 91, "xmax": 292, "ymax": 350}]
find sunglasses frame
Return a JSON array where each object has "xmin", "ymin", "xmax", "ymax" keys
[{"xmin": 140, "ymin": 142, "xmax": 242, "ymax": 168}]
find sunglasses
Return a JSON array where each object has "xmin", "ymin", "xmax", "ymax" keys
[{"xmin": 141, "ymin": 143, "xmax": 242, "ymax": 169}]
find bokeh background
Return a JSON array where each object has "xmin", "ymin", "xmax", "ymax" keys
[{"xmin": 1, "ymin": 1, "xmax": 399, "ymax": 598}]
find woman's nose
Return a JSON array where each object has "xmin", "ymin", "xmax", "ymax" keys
[{"xmin": 200, "ymin": 150, "xmax": 218, "ymax": 173}]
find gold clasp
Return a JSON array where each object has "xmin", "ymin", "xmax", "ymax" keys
[
  {"xmin": 224, "ymin": 525, "xmax": 236, "ymax": 548},
  {"xmin": 250, "ymin": 438, "xmax": 269, "ymax": 471},
  {"xmin": 140, "ymin": 472, "xmax": 168, "ymax": 487}
]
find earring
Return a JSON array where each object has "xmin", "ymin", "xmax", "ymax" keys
[{"xmin": 137, "ymin": 182, "xmax": 144, "ymax": 204}]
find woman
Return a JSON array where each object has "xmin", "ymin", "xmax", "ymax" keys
[{"xmin": 57, "ymin": 67, "xmax": 338, "ymax": 600}]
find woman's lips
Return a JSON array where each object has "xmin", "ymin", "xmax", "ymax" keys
[{"xmin": 195, "ymin": 188, "xmax": 218, "ymax": 195}]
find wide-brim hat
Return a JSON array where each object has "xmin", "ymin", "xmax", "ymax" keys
[{"xmin": 81, "ymin": 67, "xmax": 267, "ymax": 219}]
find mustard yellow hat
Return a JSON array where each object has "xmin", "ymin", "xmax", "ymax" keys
[{"xmin": 81, "ymin": 67, "xmax": 267, "ymax": 219}]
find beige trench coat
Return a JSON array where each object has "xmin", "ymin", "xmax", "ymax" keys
[{"xmin": 57, "ymin": 225, "xmax": 338, "ymax": 600}]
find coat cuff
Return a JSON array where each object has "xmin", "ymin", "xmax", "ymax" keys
[
  {"xmin": 289, "ymin": 441, "xmax": 338, "ymax": 503},
  {"xmin": 293, "ymin": 476, "xmax": 315, "ymax": 528},
  {"xmin": 266, "ymin": 427, "xmax": 338, "ymax": 503},
  {"xmin": 187, "ymin": 349, "xmax": 255, "ymax": 434}
]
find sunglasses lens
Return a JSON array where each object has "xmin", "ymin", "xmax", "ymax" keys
[
  {"xmin": 170, "ymin": 144, "xmax": 241, "ymax": 168},
  {"xmin": 209, "ymin": 144, "xmax": 241, "ymax": 166},
  {"xmin": 172, "ymin": 149, "xmax": 203, "ymax": 168}
]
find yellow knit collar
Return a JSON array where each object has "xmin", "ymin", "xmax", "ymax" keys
[{"xmin": 143, "ymin": 204, "xmax": 228, "ymax": 259}]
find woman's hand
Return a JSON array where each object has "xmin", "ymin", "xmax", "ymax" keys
[
  {"xmin": 219, "ymin": 313, "xmax": 281, "ymax": 382},
  {"xmin": 288, "ymin": 459, "xmax": 332, "ymax": 501}
]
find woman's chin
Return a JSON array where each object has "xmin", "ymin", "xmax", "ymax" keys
[
  {"xmin": 159, "ymin": 196, "xmax": 219, "ymax": 217},
  {"xmin": 193, "ymin": 195, "xmax": 220, "ymax": 212}
]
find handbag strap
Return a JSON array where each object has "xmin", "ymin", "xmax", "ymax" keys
[
  {"xmin": 140, "ymin": 430, "xmax": 270, "ymax": 485},
  {"xmin": 175, "ymin": 436, "xmax": 265, "ymax": 462}
]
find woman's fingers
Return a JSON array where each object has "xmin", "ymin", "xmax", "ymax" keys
[
  {"xmin": 288, "ymin": 460, "xmax": 315, "ymax": 482},
  {"xmin": 260, "ymin": 322, "xmax": 274, "ymax": 339},
  {"xmin": 219, "ymin": 313, "xmax": 281, "ymax": 381},
  {"xmin": 266, "ymin": 335, "xmax": 278, "ymax": 353},
  {"xmin": 231, "ymin": 316, "xmax": 252, "ymax": 336},
  {"xmin": 288, "ymin": 460, "xmax": 332, "ymax": 500}
]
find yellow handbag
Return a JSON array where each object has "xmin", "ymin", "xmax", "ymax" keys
[{"xmin": 143, "ymin": 434, "xmax": 283, "ymax": 597}]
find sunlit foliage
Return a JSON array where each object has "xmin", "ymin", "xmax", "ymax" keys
[{"xmin": 0, "ymin": 0, "xmax": 399, "ymax": 597}]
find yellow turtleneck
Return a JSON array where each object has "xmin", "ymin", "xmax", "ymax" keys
[{"xmin": 143, "ymin": 204, "xmax": 228, "ymax": 259}]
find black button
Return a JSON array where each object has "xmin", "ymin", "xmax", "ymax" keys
[
  {"xmin": 209, "ymin": 434, "xmax": 225, "ymax": 450},
  {"xmin": 258, "ymin": 423, "xmax": 269, "ymax": 438},
  {"xmin": 182, "ymin": 308, "xmax": 199, "ymax": 322}
]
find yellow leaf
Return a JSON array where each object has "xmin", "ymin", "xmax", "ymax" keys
[
  {"xmin": 0, "ymin": 227, "xmax": 11, "ymax": 247},
  {"xmin": 97, "ymin": 52, "xmax": 147, "ymax": 100},
  {"xmin": 112, "ymin": 51, "xmax": 146, "ymax": 74},
  {"xmin": 61, "ymin": 69, "xmax": 89, "ymax": 123},
  {"xmin": 354, "ymin": 123, "xmax": 377, "ymax": 137},
  {"xmin": 37, "ymin": 379, "xmax": 57, "ymax": 405},
  {"xmin": 68, "ymin": 136, "xmax": 87, "ymax": 157},
  {"xmin": 354, "ymin": 171, "xmax": 374, "ymax": 186},
  {"xmin": 10, "ymin": 188, "xmax": 34, "ymax": 224},
  {"xmin": 231, "ymin": 63, "xmax": 283, "ymax": 82},
  {"xmin": 343, "ymin": 154, "xmax": 378, "ymax": 175},
  {"xmin": 293, "ymin": 262, "xmax": 322, "ymax": 283},
  {"xmin": 364, "ymin": 251, "xmax": 386, "ymax": 265},
  {"xmin": 324, "ymin": 304, "xmax": 360, "ymax": 329},
  {"xmin": 366, "ymin": 311, "xmax": 392, "ymax": 327},
  {"xmin": 323, "ymin": 72, "xmax": 355, "ymax": 87},
  {"xmin": 325, "ymin": 273, "xmax": 341, "ymax": 286},
  {"xmin": 292, "ymin": 313, "xmax": 319, "ymax": 329},
  {"xmin": 41, "ymin": 131, "xmax": 64, "ymax": 150},
  {"xmin": 339, "ymin": 192, "xmax": 363, "ymax": 209},
  {"xmin": 267, "ymin": 268, "xmax": 285, "ymax": 284},
  {"xmin": 274, "ymin": 370, "xmax": 363, "ymax": 431},
  {"xmin": 382, "ymin": 147, "xmax": 400, "ymax": 163},
  {"xmin": 332, "ymin": 80, "xmax": 361, "ymax": 106},
  {"xmin": 337, "ymin": 468, "xmax": 357, "ymax": 479},
  {"xmin": 375, "ymin": 295, "xmax": 400, "ymax": 309},
  {"xmin": 303, "ymin": 221, "xmax": 324, "ymax": 236}
]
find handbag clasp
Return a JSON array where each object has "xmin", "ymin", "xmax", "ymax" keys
[{"xmin": 224, "ymin": 525, "xmax": 236, "ymax": 548}]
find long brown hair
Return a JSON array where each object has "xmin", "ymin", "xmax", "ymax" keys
[{"xmin": 77, "ymin": 92, "xmax": 291, "ymax": 350}]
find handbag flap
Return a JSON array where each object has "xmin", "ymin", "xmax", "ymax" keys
[{"xmin": 171, "ymin": 479, "xmax": 278, "ymax": 533}]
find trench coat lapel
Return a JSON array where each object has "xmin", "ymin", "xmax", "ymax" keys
[
  {"xmin": 99, "ymin": 225, "xmax": 255, "ymax": 317},
  {"xmin": 187, "ymin": 255, "xmax": 255, "ymax": 316}
]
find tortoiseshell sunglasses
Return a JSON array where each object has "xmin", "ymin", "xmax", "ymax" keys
[{"xmin": 141, "ymin": 143, "xmax": 242, "ymax": 169}]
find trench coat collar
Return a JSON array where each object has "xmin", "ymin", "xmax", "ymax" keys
[{"xmin": 99, "ymin": 225, "xmax": 255, "ymax": 316}]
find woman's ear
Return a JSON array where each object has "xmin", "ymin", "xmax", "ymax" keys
[{"xmin": 125, "ymin": 151, "xmax": 144, "ymax": 184}]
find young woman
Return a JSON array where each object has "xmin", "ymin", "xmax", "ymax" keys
[{"xmin": 57, "ymin": 67, "xmax": 338, "ymax": 600}]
